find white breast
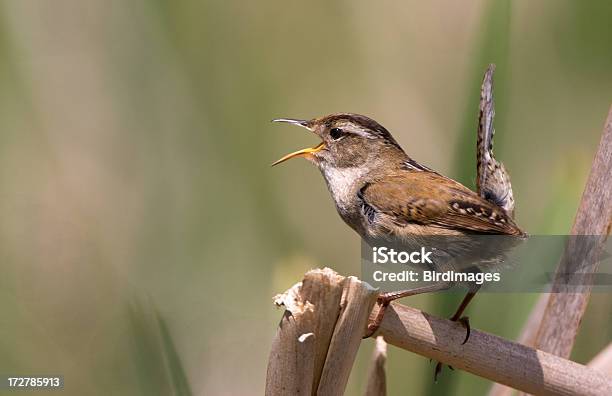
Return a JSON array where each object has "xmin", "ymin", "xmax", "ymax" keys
[{"xmin": 320, "ymin": 164, "xmax": 368, "ymax": 215}]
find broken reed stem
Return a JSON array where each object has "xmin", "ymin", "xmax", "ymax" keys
[
  {"xmin": 375, "ymin": 303, "xmax": 612, "ymax": 396},
  {"xmin": 532, "ymin": 106, "xmax": 612, "ymax": 358},
  {"xmin": 364, "ymin": 336, "xmax": 387, "ymax": 396},
  {"xmin": 317, "ymin": 276, "xmax": 379, "ymax": 394},
  {"xmin": 265, "ymin": 268, "xmax": 378, "ymax": 396}
]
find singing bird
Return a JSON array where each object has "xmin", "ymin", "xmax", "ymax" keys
[{"xmin": 273, "ymin": 65, "xmax": 524, "ymax": 378}]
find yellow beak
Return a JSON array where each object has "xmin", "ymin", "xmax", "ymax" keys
[
  {"xmin": 271, "ymin": 142, "xmax": 325, "ymax": 166},
  {"xmin": 271, "ymin": 117, "xmax": 324, "ymax": 166}
]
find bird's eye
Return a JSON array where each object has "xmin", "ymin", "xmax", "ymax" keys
[{"xmin": 330, "ymin": 127, "xmax": 344, "ymax": 140}]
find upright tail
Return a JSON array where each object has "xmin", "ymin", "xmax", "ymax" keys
[{"xmin": 476, "ymin": 64, "xmax": 516, "ymax": 218}]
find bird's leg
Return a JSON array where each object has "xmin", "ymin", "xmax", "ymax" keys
[
  {"xmin": 363, "ymin": 283, "xmax": 453, "ymax": 339},
  {"xmin": 449, "ymin": 289, "xmax": 479, "ymax": 344},
  {"xmin": 433, "ymin": 286, "xmax": 482, "ymax": 381}
]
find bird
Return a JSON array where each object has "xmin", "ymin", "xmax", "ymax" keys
[{"xmin": 272, "ymin": 65, "xmax": 524, "ymax": 379}]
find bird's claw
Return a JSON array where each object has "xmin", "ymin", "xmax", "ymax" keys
[
  {"xmin": 433, "ymin": 361, "xmax": 455, "ymax": 382},
  {"xmin": 456, "ymin": 316, "xmax": 471, "ymax": 344},
  {"xmin": 434, "ymin": 362, "xmax": 443, "ymax": 382},
  {"xmin": 363, "ymin": 323, "xmax": 377, "ymax": 339}
]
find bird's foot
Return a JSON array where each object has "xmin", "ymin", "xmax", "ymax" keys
[
  {"xmin": 363, "ymin": 295, "xmax": 390, "ymax": 339},
  {"xmin": 433, "ymin": 361, "xmax": 454, "ymax": 382},
  {"xmin": 455, "ymin": 316, "xmax": 471, "ymax": 345},
  {"xmin": 432, "ymin": 316, "xmax": 470, "ymax": 381}
]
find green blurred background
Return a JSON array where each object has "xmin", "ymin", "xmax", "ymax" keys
[{"xmin": 0, "ymin": 1, "xmax": 610, "ymax": 395}]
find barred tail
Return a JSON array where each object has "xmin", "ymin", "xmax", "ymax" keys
[{"xmin": 476, "ymin": 64, "xmax": 516, "ymax": 217}]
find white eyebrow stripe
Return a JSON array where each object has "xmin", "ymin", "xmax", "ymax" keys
[
  {"xmin": 352, "ymin": 128, "xmax": 377, "ymax": 138},
  {"xmin": 337, "ymin": 121, "xmax": 377, "ymax": 138}
]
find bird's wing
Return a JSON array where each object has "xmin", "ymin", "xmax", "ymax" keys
[
  {"xmin": 476, "ymin": 64, "xmax": 515, "ymax": 216},
  {"xmin": 360, "ymin": 172, "xmax": 524, "ymax": 236}
]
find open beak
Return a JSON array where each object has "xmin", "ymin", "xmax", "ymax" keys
[
  {"xmin": 271, "ymin": 118, "xmax": 325, "ymax": 166},
  {"xmin": 271, "ymin": 142, "xmax": 325, "ymax": 166}
]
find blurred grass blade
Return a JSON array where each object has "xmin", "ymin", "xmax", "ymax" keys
[
  {"xmin": 128, "ymin": 300, "xmax": 192, "ymax": 396},
  {"xmin": 156, "ymin": 312, "xmax": 193, "ymax": 396}
]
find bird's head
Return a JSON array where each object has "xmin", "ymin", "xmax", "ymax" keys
[{"xmin": 272, "ymin": 113, "xmax": 404, "ymax": 169}]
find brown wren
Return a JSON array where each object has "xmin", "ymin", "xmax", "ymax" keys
[{"xmin": 273, "ymin": 104, "xmax": 524, "ymax": 376}]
